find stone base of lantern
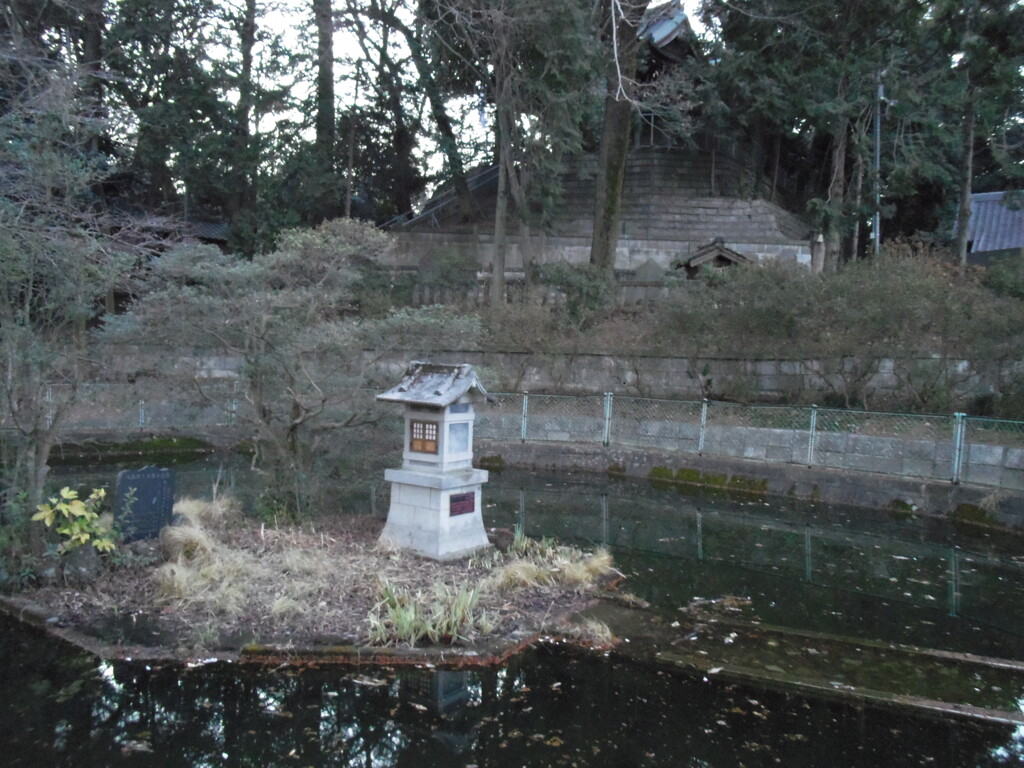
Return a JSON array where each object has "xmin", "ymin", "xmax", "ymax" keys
[{"xmin": 380, "ymin": 467, "xmax": 490, "ymax": 560}]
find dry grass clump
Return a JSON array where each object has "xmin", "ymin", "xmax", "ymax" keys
[
  {"xmin": 173, "ymin": 497, "xmax": 240, "ymax": 528},
  {"xmin": 484, "ymin": 530, "xmax": 616, "ymax": 593},
  {"xmin": 154, "ymin": 545, "xmax": 252, "ymax": 618},
  {"xmin": 160, "ymin": 525, "xmax": 216, "ymax": 562},
  {"xmin": 153, "ymin": 497, "xmax": 328, "ymax": 625}
]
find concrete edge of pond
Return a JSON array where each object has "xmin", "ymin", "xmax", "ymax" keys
[
  {"xmin": 478, "ymin": 438, "xmax": 1024, "ymax": 524},
  {"xmin": 707, "ymin": 617, "xmax": 1024, "ymax": 673},
  {"xmin": 574, "ymin": 600, "xmax": 1024, "ymax": 727},
  {"xmin": 653, "ymin": 651, "xmax": 1024, "ymax": 728},
  {"xmin": 0, "ymin": 593, "xmax": 594, "ymax": 669}
]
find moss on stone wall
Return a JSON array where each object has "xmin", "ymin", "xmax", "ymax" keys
[
  {"xmin": 478, "ymin": 455, "xmax": 506, "ymax": 472},
  {"xmin": 950, "ymin": 503, "xmax": 999, "ymax": 527},
  {"xmin": 51, "ymin": 436, "xmax": 216, "ymax": 466},
  {"xmin": 646, "ymin": 465, "xmax": 768, "ymax": 500}
]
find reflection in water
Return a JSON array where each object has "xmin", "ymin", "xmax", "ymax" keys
[{"xmin": 3, "ymin": 617, "xmax": 1022, "ymax": 768}]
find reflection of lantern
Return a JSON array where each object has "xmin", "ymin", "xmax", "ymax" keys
[{"xmin": 376, "ymin": 361, "xmax": 493, "ymax": 560}]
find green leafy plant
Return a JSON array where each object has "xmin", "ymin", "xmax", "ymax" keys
[
  {"xmin": 32, "ymin": 488, "xmax": 116, "ymax": 554},
  {"xmin": 367, "ymin": 579, "xmax": 483, "ymax": 647},
  {"xmin": 535, "ymin": 263, "xmax": 613, "ymax": 324}
]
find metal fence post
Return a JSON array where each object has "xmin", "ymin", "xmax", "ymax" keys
[
  {"xmin": 698, "ymin": 398, "xmax": 709, "ymax": 453},
  {"xmin": 948, "ymin": 546, "xmax": 960, "ymax": 617},
  {"xmin": 520, "ymin": 392, "xmax": 529, "ymax": 442},
  {"xmin": 138, "ymin": 400, "xmax": 146, "ymax": 429},
  {"xmin": 951, "ymin": 412, "xmax": 966, "ymax": 484},
  {"xmin": 602, "ymin": 392, "xmax": 614, "ymax": 447},
  {"xmin": 804, "ymin": 525, "xmax": 813, "ymax": 582},
  {"xmin": 806, "ymin": 405, "xmax": 818, "ymax": 466}
]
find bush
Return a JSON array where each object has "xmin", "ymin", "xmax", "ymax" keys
[
  {"xmin": 535, "ymin": 263, "xmax": 613, "ymax": 325},
  {"xmin": 982, "ymin": 252, "xmax": 1024, "ymax": 300},
  {"xmin": 32, "ymin": 488, "xmax": 116, "ymax": 554},
  {"xmin": 419, "ymin": 248, "xmax": 479, "ymax": 288}
]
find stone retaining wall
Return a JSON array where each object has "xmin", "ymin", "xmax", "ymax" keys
[{"xmin": 476, "ymin": 439, "xmax": 1024, "ymax": 525}]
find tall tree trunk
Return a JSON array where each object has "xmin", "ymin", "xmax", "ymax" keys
[
  {"xmin": 589, "ymin": 0, "xmax": 647, "ymax": 278},
  {"xmin": 492, "ymin": 128, "xmax": 510, "ymax": 307},
  {"xmin": 955, "ymin": 88, "xmax": 975, "ymax": 277},
  {"xmin": 824, "ymin": 119, "xmax": 848, "ymax": 273},
  {"xmin": 80, "ymin": 0, "xmax": 104, "ymax": 154},
  {"xmin": 590, "ymin": 94, "xmax": 632, "ymax": 278},
  {"xmin": 491, "ymin": 40, "xmax": 519, "ymax": 308},
  {"xmin": 377, "ymin": 29, "xmax": 416, "ymax": 217},
  {"xmin": 314, "ymin": 0, "xmax": 335, "ymax": 156},
  {"xmin": 226, "ymin": 0, "xmax": 257, "ymax": 228},
  {"xmin": 770, "ymin": 133, "xmax": 781, "ymax": 203},
  {"xmin": 850, "ymin": 146, "xmax": 864, "ymax": 261},
  {"xmin": 345, "ymin": 110, "xmax": 355, "ymax": 217},
  {"xmin": 398, "ymin": 20, "xmax": 473, "ymax": 219}
]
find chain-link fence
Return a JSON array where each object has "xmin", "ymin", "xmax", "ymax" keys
[
  {"xmin": 960, "ymin": 417, "xmax": 1024, "ymax": 488},
  {"xmin": 6, "ymin": 385, "xmax": 1024, "ymax": 491},
  {"xmin": 477, "ymin": 393, "xmax": 1024, "ymax": 491},
  {"xmin": 610, "ymin": 397, "xmax": 703, "ymax": 451},
  {"xmin": 811, "ymin": 408, "xmax": 956, "ymax": 482}
]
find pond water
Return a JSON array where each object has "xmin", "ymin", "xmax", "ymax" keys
[
  {"xmin": 5, "ymin": 459, "xmax": 1024, "ymax": 766},
  {"xmin": 484, "ymin": 471, "xmax": 1024, "ymax": 662},
  {"xmin": 2, "ymin": 618, "xmax": 1022, "ymax": 768}
]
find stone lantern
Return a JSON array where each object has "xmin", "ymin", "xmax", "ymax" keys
[{"xmin": 376, "ymin": 361, "xmax": 493, "ymax": 560}]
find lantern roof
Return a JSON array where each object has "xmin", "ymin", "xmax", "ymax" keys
[{"xmin": 377, "ymin": 361, "xmax": 493, "ymax": 407}]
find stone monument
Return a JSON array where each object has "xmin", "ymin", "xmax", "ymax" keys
[
  {"xmin": 377, "ymin": 361, "xmax": 493, "ymax": 560},
  {"xmin": 114, "ymin": 465, "xmax": 175, "ymax": 542}
]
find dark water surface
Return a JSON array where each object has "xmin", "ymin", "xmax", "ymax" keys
[
  {"xmin": 6, "ymin": 460, "xmax": 1023, "ymax": 765},
  {"xmin": 485, "ymin": 470, "xmax": 1024, "ymax": 660},
  {"xmin": 2, "ymin": 617, "xmax": 1022, "ymax": 768}
]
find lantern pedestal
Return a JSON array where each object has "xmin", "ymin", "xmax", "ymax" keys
[{"xmin": 380, "ymin": 468, "xmax": 490, "ymax": 560}]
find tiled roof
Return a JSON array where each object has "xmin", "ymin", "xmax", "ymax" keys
[
  {"xmin": 377, "ymin": 361, "xmax": 492, "ymax": 407},
  {"xmin": 968, "ymin": 191, "xmax": 1024, "ymax": 253}
]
